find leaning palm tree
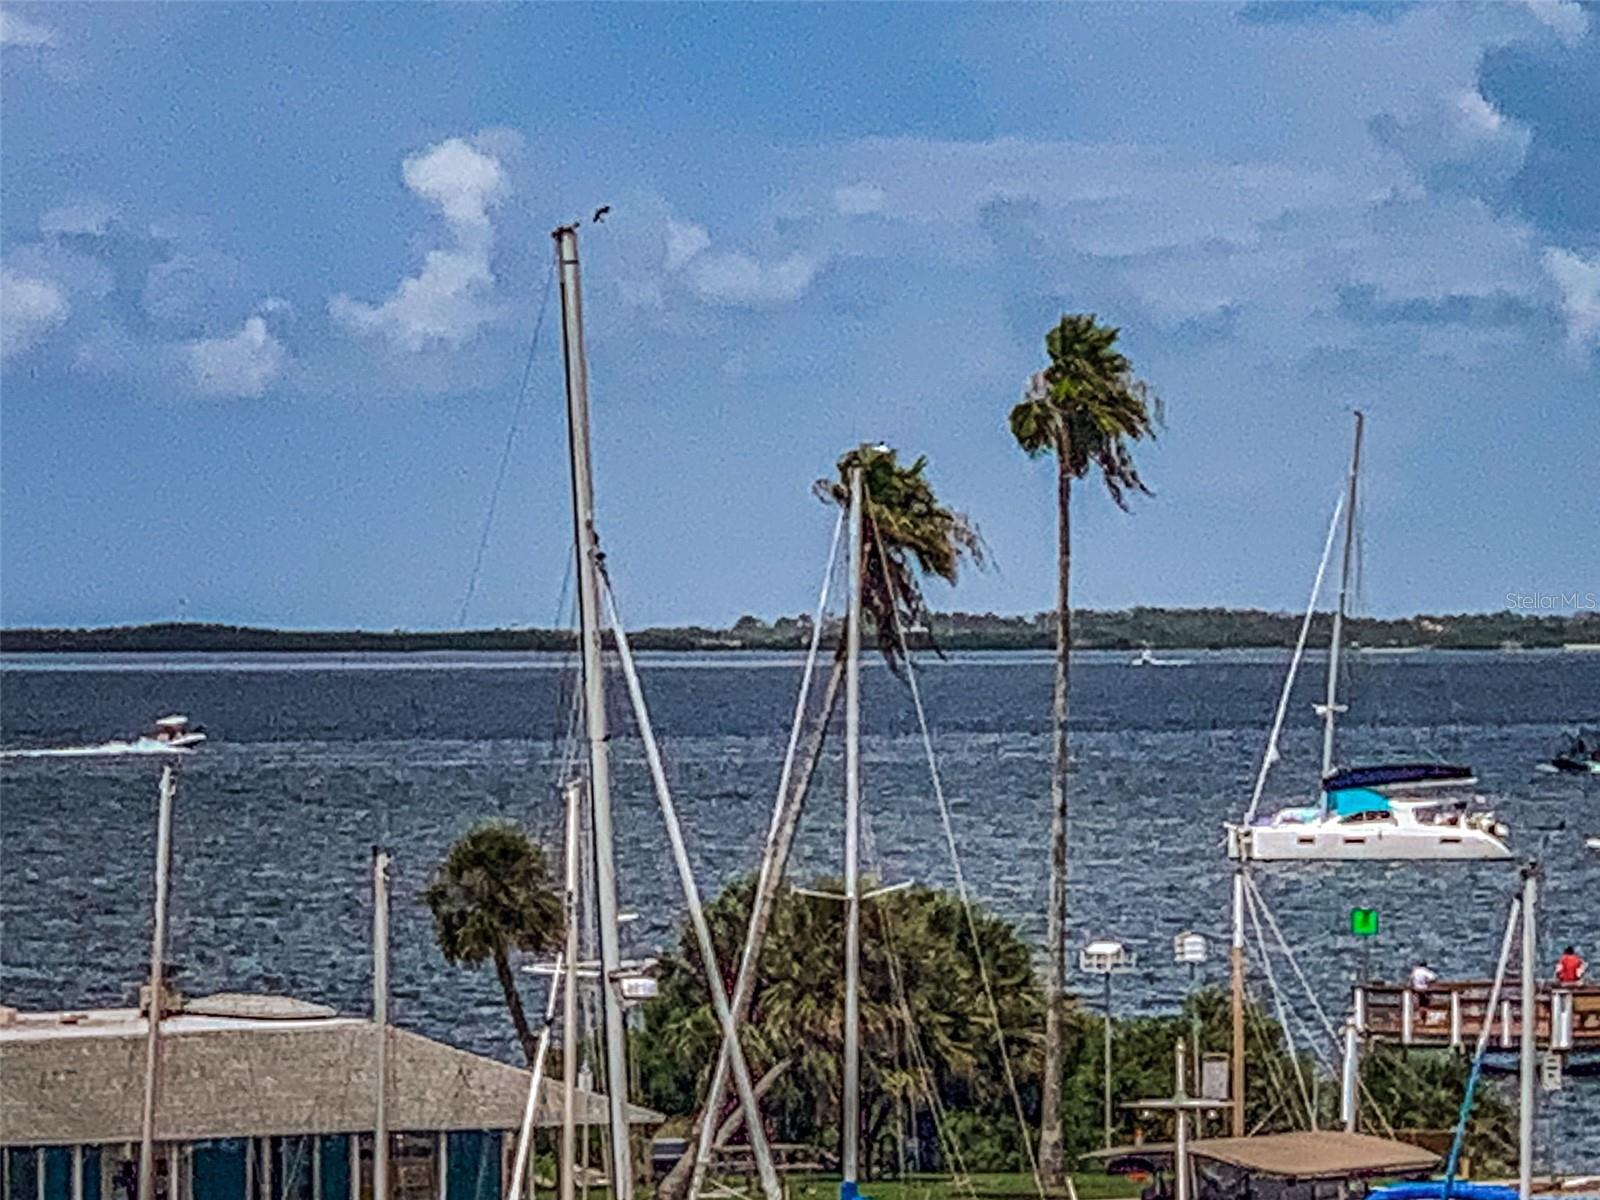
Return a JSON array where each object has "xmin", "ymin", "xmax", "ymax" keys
[
  {"xmin": 1011, "ymin": 314, "xmax": 1158, "ymax": 1185},
  {"xmin": 657, "ymin": 443, "xmax": 980, "ymax": 1200},
  {"xmin": 423, "ymin": 820, "xmax": 563, "ymax": 1067}
]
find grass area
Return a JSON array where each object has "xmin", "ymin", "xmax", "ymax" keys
[{"xmin": 782, "ymin": 1173, "xmax": 1139, "ymax": 1200}]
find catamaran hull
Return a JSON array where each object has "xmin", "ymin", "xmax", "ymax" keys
[{"xmin": 1229, "ymin": 824, "xmax": 1513, "ymax": 861}]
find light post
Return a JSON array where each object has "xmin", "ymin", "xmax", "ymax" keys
[
  {"xmin": 1081, "ymin": 938, "xmax": 1136, "ymax": 1149},
  {"xmin": 1173, "ymin": 932, "xmax": 1209, "ymax": 1101}
]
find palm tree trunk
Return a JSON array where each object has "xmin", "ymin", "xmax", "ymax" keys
[
  {"xmin": 656, "ymin": 657, "xmax": 846, "ymax": 1200},
  {"xmin": 494, "ymin": 944, "xmax": 541, "ymax": 1067},
  {"xmin": 1038, "ymin": 442, "xmax": 1072, "ymax": 1188}
]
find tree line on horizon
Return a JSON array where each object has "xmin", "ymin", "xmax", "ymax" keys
[{"xmin": 2, "ymin": 606, "xmax": 1590, "ymax": 653}]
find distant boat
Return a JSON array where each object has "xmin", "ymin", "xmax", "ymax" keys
[
  {"xmin": 1537, "ymin": 733, "xmax": 1600, "ymax": 775},
  {"xmin": 0, "ymin": 714, "xmax": 206, "ymax": 759},
  {"xmin": 1130, "ymin": 647, "xmax": 1191, "ymax": 667},
  {"xmin": 1229, "ymin": 413, "xmax": 1510, "ymax": 863}
]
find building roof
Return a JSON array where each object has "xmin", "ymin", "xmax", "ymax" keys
[
  {"xmin": 1, "ymin": 1000, "xmax": 662, "ymax": 1146},
  {"xmin": 1189, "ymin": 1131, "xmax": 1438, "ymax": 1178}
]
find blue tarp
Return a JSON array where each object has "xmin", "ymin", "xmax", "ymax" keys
[
  {"xmin": 1367, "ymin": 1185, "xmax": 1517, "ymax": 1200},
  {"xmin": 1329, "ymin": 787, "xmax": 1391, "ymax": 817}
]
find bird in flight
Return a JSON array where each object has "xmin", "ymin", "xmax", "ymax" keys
[{"xmin": 593, "ymin": 205, "xmax": 611, "ymax": 224}]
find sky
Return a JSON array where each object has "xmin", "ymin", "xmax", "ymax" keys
[{"xmin": 1, "ymin": 1, "xmax": 1596, "ymax": 630}]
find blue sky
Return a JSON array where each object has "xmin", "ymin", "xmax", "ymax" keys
[{"xmin": 2, "ymin": 1, "xmax": 1595, "ymax": 629}]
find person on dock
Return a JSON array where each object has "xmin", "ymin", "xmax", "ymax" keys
[
  {"xmin": 1556, "ymin": 945, "xmax": 1587, "ymax": 986},
  {"xmin": 1409, "ymin": 960, "xmax": 1437, "ymax": 993}
]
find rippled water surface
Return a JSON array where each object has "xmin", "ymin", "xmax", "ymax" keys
[{"xmin": 3, "ymin": 649, "xmax": 1597, "ymax": 1167}]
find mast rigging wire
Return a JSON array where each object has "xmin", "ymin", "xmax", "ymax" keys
[
  {"xmin": 456, "ymin": 257, "xmax": 559, "ymax": 627},
  {"xmin": 870, "ymin": 515, "xmax": 1046, "ymax": 1200}
]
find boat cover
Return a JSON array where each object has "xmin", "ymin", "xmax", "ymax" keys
[
  {"xmin": 1322, "ymin": 763, "xmax": 1474, "ymax": 792},
  {"xmin": 1329, "ymin": 788, "xmax": 1390, "ymax": 817}
]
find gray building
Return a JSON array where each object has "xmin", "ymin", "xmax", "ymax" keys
[{"xmin": 1, "ymin": 994, "xmax": 660, "ymax": 1200}]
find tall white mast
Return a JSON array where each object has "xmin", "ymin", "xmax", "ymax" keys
[
  {"xmin": 1519, "ymin": 864, "xmax": 1537, "ymax": 1199},
  {"xmin": 841, "ymin": 465, "xmax": 864, "ymax": 1199},
  {"xmin": 561, "ymin": 779, "xmax": 582, "ymax": 1200},
  {"xmin": 1320, "ymin": 410, "xmax": 1364, "ymax": 779},
  {"xmin": 553, "ymin": 220, "xmax": 634, "ymax": 1200},
  {"xmin": 137, "ymin": 765, "xmax": 176, "ymax": 1200},
  {"xmin": 373, "ymin": 847, "xmax": 391, "ymax": 1200}
]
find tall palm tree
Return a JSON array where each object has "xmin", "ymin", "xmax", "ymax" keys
[
  {"xmin": 1011, "ymin": 314, "xmax": 1158, "ymax": 1186},
  {"xmin": 424, "ymin": 820, "xmax": 563, "ymax": 1066},
  {"xmin": 657, "ymin": 443, "xmax": 980, "ymax": 1200}
]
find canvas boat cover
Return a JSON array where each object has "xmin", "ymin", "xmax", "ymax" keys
[{"xmin": 1322, "ymin": 762, "xmax": 1474, "ymax": 793}]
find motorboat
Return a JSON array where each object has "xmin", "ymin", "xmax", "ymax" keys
[
  {"xmin": 1130, "ymin": 647, "xmax": 1191, "ymax": 667},
  {"xmin": 1226, "ymin": 413, "xmax": 1511, "ymax": 863},
  {"xmin": 0, "ymin": 714, "xmax": 206, "ymax": 759},
  {"xmin": 1539, "ymin": 734, "xmax": 1600, "ymax": 775}
]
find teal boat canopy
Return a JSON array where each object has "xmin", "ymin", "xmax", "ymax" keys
[{"xmin": 1330, "ymin": 788, "xmax": 1391, "ymax": 817}]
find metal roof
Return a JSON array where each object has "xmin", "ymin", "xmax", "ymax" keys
[
  {"xmin": 1189, "ymin": 1131, "xmax": 1438, "ymax": 1178},
  {"xmin": 1, "ymin": 1001, "xmax": 661, "ymax": 1146}
]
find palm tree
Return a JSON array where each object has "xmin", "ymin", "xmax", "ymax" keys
[
  {"xmin": 656, "ymin": 443, "xmax": 981, "ymax": 1200},
  {"xmin": 424, "ymin": 820, "xmax": 563, "ymax": 1067},
  {"xmin": 1011, "ymin": 314, "xmax": 1158, "ymax": 1187}
]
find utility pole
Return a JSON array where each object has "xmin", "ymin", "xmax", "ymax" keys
[
  {"xmin": 553, "ymin": 220, "xmax": 634, "ymax": 1200},
  {"xmin": 137, "ymin": 766, "xmax": 176, "ymax": 1200},
  {"xmin": 841, "ymin": 465, "xmax": 864, "ymax": 1200},
  {"xmin": 373, "ymin": 847, "xmax": 391, "ymax": 1200}
]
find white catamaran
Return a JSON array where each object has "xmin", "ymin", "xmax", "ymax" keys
[{"xmin": 1228, "ymin": 413, "xmax": 1511, "ymax": 862}]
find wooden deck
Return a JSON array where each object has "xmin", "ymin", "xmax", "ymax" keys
[{"xmin": 1354, "ymin": 981, "xmax": 1600, "ymax": 1050}]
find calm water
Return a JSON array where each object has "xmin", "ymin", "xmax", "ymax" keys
[{"xmin": 3, "ymin": 649, "xmax": 1597, "ymax": 1167}]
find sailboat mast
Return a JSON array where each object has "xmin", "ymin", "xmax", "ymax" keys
[
  {"xmin": 1320, "ymin": 410, "xmax": 1364, "ymax": 779},
  {"xmin": 553, "ymin": 221, "xmax": 634, "ymax": 1200},
  {"xmin": 137, "ymin": 765, "xmax": 176, "ymax": 1200},
  {"xmin": 841, "ymin": 465, "xmax": 864, "ymax": 1198},
  {"xmin": 561, "ymin": 779, "xmax": 582, "ymax": 1200},
  {"xmin": 373, "ymin": 847, "xmax": 391, "ymax": 1200}
]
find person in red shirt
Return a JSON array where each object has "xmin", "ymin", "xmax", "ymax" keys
[{"xmin": 1556, "ymin": 946, "xmax": 1586, "ymax": 985}]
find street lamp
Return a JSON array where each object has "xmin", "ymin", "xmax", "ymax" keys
[
  {"xmin": 1173, "ymin": 932, "xmax": 1209, "ymax": 1100},
  {"xmin": 1080, "ymin": 937, "xmax": 1136, "ymax": 1149}
]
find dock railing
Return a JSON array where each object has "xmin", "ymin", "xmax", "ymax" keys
[{"xmin": 1354, "ymin": 980, "xmax": 1600, "ymax": 1050}]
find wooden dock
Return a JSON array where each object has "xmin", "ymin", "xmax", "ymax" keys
[{"xmin": 1354, "ymin": 982, "xmax": 1600, "ymax": 1050}]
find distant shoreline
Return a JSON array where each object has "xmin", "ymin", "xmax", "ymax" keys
[{"xmin": 2, "ymin": 608, "xmax": 1593, "ymax": 654}]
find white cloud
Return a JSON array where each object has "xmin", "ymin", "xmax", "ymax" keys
[
  {"xmin": 187, "ymin": 314, "xmax": 285, "ymax": 397},
  {"xmin": 330, "ymin": 136, "xmax": 507, "ymax": 352},
  {"xmin": 1521, "ymin": 0, "xmax": 1589, "ymax": 45},
  {"xmin": 833, "ymin": 183, "xmax": 887, "ymax": 216},
  {"xmin": 40, "ymin": 199, "xmax": 114, "ymax": 237},
  {"xmin": 656, "ymin": 218, "xmax": 820, "ymax": 307},
  {"xmin": 0, "ymin": 8, "xmax": 55, "ymax": 48},
  {"xmin": 0, "ymin": 268, "xmax": 68, "ymax": 359},
  {"xmin": 1543, "ymin": 248, "xmax": 1600, "ymax": 352},
  {"xmin": 684, "ymin": 251, "xmax": 819, "ymax": 307},
  {"xmin": 665, "ymin": 220, "xmax": 712, "ymax": 271}
]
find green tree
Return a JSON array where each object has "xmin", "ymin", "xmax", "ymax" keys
[
  {"xmin": 638, "ymin": 875, "xmax": 1042, "ymax": 1180},
  {"xmin": 656, "ymin": 445, "xmax": 981, "ymax": 1200},
  {"xmin": 423, "ymin": 821, "xmax": 563, "ymax": 1066},
  {"xmin": 1010, "ymin": 315, "xmax": 1159, "ymax": 1187}
]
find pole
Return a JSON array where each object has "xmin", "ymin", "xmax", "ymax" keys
[
  {"xmin": 1103, "ymin": 973, "xmax": 1114, "ymax": 1150},
  {"xmin": 137, "ymin": 766, "xmax": 176, "ymax": 1200},
  {"xmin": 1189, "ymin": 962, "xmax": 1201, "ymax": 1100},
  {"xmin": 373, "ymin": 847, "xmax": 391, "ymax": 1200},
  {"xmin": 604, "ymin": 588, "xmax": 783, "ymax": 1200},
  {"xmin": 1519, "ymin": 865, "xmax": 1537, "ymax": 1200},
  {"xmin": 511, "ymin": 952, "xmax": 567, "ymax": 1200},
  {"xmin": 841, "ymin": 465, "xmax": 864, "ymax": 1200},
  {"xmin": 1230, "ymin": 869, "xmax": 1246, "ymax": 1137},
  {"xmin": 561, "ymin": 781, "xmax": 582, "ymax": 1200},
  {"xmin": 1340, "ymin": 1022, "xmax": 1359, "ymax": 1132},
  {"xmin": 553, "ymin": 221, "xmax": 634, "ymax": 1200},
  {"xmin": 1174, "ymin": 1042, "xmax": 1189, "ymax": 1200},
  {"xmin": 1320, "ymin": 410, "xmax": 1363, "ymax": 782}
]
